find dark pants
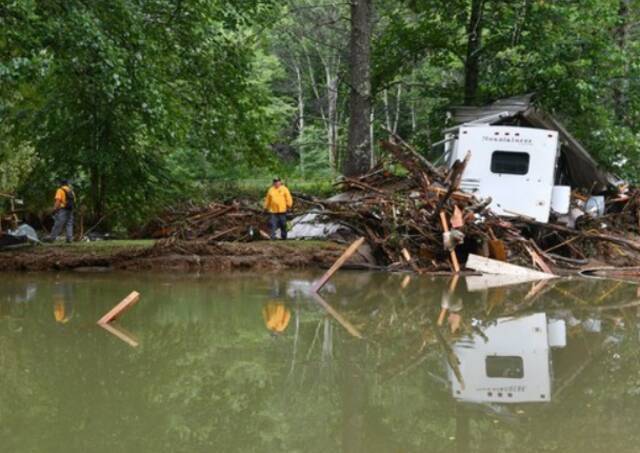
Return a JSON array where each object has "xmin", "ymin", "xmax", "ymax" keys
[
  {"xmin": 50, "ymin": 209, "xmax": 74, "ymax": 242},
  {"xmin": 269, "ymin": 213, "xmax": 287, "ymax": 240}
]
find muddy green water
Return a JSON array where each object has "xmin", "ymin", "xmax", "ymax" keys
[{"xmin": 1, "ymin": 271, "xmax": 639, "ymax": 453}]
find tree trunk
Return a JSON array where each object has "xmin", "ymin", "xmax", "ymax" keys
[
  {"xmin": 294, "ymin": 62, "xmax": 306, "ymax": 177},
  {"xmin": 90, "ymin": 166, "xmax": 105, "ymax": 221},
  {"xmin": 613, "ymin": 0, "xmax": 630, "ymax": 124},
  {"xmin": 370, "ymin": 107, "xmax": 375, "ymax": 167},
  {"xmin": 326, "ymin": 62, "xmax": 339, "ymax": 173},
  {"xmin": 511, "ymin": 0, "xmax": 531, "ymax": 46},
  {"xmin": 344, "ymin": 0, "xmax": 373, "ymax": 177},
  {"xmin": 464, "ymin": 0, "xmax": 485, "ymax": 105},
  {"xmin": 392, "ymin": 83, "xmax": 402, "ymax": 135}
]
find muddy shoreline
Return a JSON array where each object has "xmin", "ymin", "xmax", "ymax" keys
[{"xmin": 0, "ymin": 240, "xmax": 371, "ymax": 272}]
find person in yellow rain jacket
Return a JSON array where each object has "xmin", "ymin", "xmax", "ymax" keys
[
  {"xmin": 264, "ymin": 177, "xmax": 293, "ymax": 240},
  {"xmin": 46, "ymin": 178, "xmax": 76, "ymax": 243}
]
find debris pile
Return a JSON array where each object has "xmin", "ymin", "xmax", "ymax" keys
[
  {"xmin": 135, "ymin": 136, "xmax": 640, "ymax": 274},
  {"xmin": 316, "ymin": 138, "xmax": 640, "ymax": 274},
  {"xmin": 138, "ymin": 201, "xmax": 269, "ymax": 242}
]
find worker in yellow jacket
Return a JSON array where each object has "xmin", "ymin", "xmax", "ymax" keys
[
  {"xmin": 264, "ymin": 177, "xmax": 293, "ymax": 240},
  {"xmin": 46, "ymin": 178, "xmax": 76, "ymax": 243}
]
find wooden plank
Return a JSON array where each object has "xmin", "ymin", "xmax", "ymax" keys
[
  {"xmin": 311, "ymin": 293, "xmax": 363, "ymax": 339},
  {"xmin": 99, "ymin": 322, "xmax": 140, "ymax": 347},
  {"xmin": 439, "ymin": 212, "xmax": 460, "ymax": 273},
  {"xmin": 97, "ymin": 291, "xmax": 140, "ymax": 325},
  {"xmin": 311, "ymin": 237, "xmax": 365, "ymax": 293},
  {"xmin": 401, "ymin": 247, "xmax": 422, "ymax": 273},
  {"xmin": 428, "ymin": 186, "xmax": 474, "ymax": 202},
  {"xmin": 466, "ymin": 254, "xmax": 555, "ymax": 279}
]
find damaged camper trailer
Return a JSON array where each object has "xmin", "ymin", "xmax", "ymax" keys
[{"xmin": 443, "ymin": 94, "xmax": 613, "ymax": 223}]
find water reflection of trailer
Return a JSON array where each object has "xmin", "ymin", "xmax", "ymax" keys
[{"xmin": 448, "ymin": 313, "xmax": 566, "ymax": 404}]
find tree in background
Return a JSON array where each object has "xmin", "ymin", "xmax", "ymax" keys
[
  {"xmin": 4, "ymin": 0, "xmax": 640, "ymax": 228},
  {"xmin": 344, "ymin": 0, "xmax": 374, "ymax": 176},
  {"xmin": 0, "ymin": 0, "xmax": 287, "ymax": 226}
]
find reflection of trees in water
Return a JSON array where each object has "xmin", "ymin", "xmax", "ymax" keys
[{"xmin": 2, "ymin": 275, "xmax": 640, "ymax": 452}]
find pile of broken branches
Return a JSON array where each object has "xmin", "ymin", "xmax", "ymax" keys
[
  {"xmin": 320, "ymin": 136, "xmax": 640, "ymax": 274},
  {"xmin": 138, "ymin": 200, "xmax": 269, "ymax": 242}
]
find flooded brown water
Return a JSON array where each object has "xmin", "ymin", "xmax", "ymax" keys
[{"xmin": 1, "ymin": 271, "xmax": 639, "ymax": 452}]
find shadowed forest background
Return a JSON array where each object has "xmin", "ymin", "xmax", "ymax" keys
[{"xmin": 2, "ymin": 0, "xmax": 640, "ymax": 230}]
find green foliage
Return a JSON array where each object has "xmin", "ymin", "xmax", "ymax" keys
[
  {"xmin": 293, "ymin": 125, "xmax": 335, "ymax": 179},
  {"xmin": 0, "ymin": 0, "xmax": 288, "ymax": 228},
  {"xmin": 4, "ymin": 0, "xmax": 640, "ymax": 230},
  {"xmin": 370, "ymin": 0, "xmax": 640, "ymax": 178}
]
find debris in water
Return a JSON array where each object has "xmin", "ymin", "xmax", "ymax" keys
[
  {"xmin": 97, "ymin": 291, "xmax": 141, "ymax": 325},
  {"xmin": 99, "ymin": 322, "xmax": 140, "ymax": 348},
  {"xmin": 311, "ymin": 237, "xmax": 365, "ymax": 293}
]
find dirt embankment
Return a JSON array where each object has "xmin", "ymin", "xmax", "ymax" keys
[{"xmin": 0, "ymin": 240, "xmax": 372, "ymax": 272}]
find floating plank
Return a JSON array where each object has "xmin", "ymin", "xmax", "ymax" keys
[
  {"xmin": 311, "ymin": 293, "xmax": 363, "ymax": 339},
  {"xmin": 311, "ymin": 237, "xmax": 365, "ymax": 293},
  {"xmin": 99, "ymin": 322, "xmax": 140, "ymax": 348},
  {"xmin": 98, "ymin": 291, "xmax": 140, "ymax": 325},
  {"xmin": 466, "ymin": 254, "xmax": 555, "ymax": 279}
]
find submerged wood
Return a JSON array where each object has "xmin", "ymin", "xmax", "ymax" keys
[
  {"xmin": 99, "ymin": 322, "xmax": 140, "ymax": 347},
  {"xmin": 311, "ymin": 293, "xmax": 363, "ymax": 339},
  {"xmin": 98, "ymin": 291, "xmax": 141, "ymax": 325}
]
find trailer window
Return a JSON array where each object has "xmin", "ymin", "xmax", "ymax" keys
[
  {"xmin": 491, "ymin": 151, "xmax": 530, "ymax": 175},
  {"xmin": 486, "ymin": 356, "xmax": 524, "ymax": 379}
]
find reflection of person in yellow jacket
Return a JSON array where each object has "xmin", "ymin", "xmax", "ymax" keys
[
  {"xmin": 262, "ymin": 302, "xmax": 291, "ymax": 335},
  {"xmin": 53, "ymin": 295, "xmax": 73, "ymax": 324},
  {"xmin": 264, "ymin": 177, "xmax": 293, "ymax": 240}
]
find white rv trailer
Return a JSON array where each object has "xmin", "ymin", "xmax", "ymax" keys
[{"xmin": 446, "ymin": 125, "xmax": 568, "ymax": 223}]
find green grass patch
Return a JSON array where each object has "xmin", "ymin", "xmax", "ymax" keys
[
  {"xmin": 41, "ymin": 239, "xmax": 155, "ymax": 254},
  {"xmin": 205, "ymin": 178, "xmax": 337, "ymax": 200}
]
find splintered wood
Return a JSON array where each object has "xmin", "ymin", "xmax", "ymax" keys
[
  {"xmin": 311, "ymin": 237, "xmax": 365, "ymax": 293},
  {"xmin": 320, "ymin": 135, "xmax": 640, "ymax": 274},
  {"xmin": 138, "ymin": 201, "xmax": 269, "ymax": 242},
  {"xmin": 98, "ymin": 291, "xmax": 141, "ymax": 325}
]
